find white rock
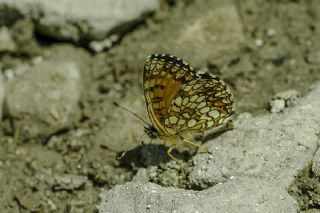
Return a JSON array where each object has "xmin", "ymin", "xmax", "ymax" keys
[
  {"xmin": 273, "ymin": 90, "xmax": 300, "ymax": 107},
  {"xmin": 5, "ymin": 59, "xmax": 82, "ymax": 140},
  {"xmin": 0, "ymin": 0, "xmax": 159, "ymax": 43},
  {"xmin": 255, "ymin": 39, "xmax": 264, "ymax": 47},
  {"xmin": 97, "ymin": 179, "xmax": 298, "ymax": 213},
  {"xmin": 270, "ymin": 99, "xmax": 286, "ymax": 113},
  {"xmin": 269, "ymin": 89, "xmax": 300, "ymax": 113},
  {"xmin": 266, "ymin": 28, "xmax": 276, "ymax": 37}
]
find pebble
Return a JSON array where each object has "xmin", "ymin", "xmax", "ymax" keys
[
  {"xmin": 52, "ymin": 174, "xmax": 87, "ymax": 191},
  {"xmin": 269, "ymin": 90, "xmax": 300, "ymax": 113},
  {"xmin": 266, "ymin": 28, "xmax": 276, "ymax": 37},
  {"xmin": 255, "ymin": 39, "xmax": 264, "ymax": 47}
]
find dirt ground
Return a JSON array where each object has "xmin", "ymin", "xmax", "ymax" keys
[{"xmin": 1, "ymin": 0, "xmax": 320, "ymax": 212}]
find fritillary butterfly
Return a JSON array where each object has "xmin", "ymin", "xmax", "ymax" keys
[{"xmin": 143, "ymin": 54, "xmax": 234, "ymax": 160}]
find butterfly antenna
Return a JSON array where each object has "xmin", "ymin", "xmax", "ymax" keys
[
  {"xmin": 117, "ymin": 132, "xmax": 147, "ymax": 160},
  {"xmin": 113, "ymin": 102, "xmax": 151, "ymax": 127}
]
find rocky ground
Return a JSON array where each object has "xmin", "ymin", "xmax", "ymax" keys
[{"xmin": 0, "ymin": 0, "xmax": 320, "ymax": 212}]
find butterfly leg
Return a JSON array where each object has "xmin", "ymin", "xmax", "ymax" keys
[
  {"xmin": 223, "ymin": 119, "xmax": 234, "ymax": 131},
  {"xmin": 183, "ymin": 139, "xmax": 212, "ymax": 154},
  {"xmin": 166, "ymin": 145, "xmax": 178, "ymax": 161},
  {"xmin": 166, "ymin": 145, "xmax": 187, "ymax": 174}
]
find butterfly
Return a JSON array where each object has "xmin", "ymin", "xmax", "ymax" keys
[{"xmin": 141, "ymin": 54, "xmax": 234, "ymax": 160}]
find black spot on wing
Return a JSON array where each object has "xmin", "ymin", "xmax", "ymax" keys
[
  {"xmin": 147, "ymin": 53, "xmax": 195, "ymax": 74},
  {"xmin": 197, "ymin": 72, "xmax": 221, "ymax": 80},
  {"xmin": 152, "ymin": 96, "xmax": 164, "ymax": 103}
]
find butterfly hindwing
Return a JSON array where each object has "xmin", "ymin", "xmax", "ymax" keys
[{"xmin": 164, "ymin": 74, "xmax": 233, "ymax": 133}]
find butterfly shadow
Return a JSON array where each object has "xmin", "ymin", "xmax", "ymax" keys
[
  {"xmin": 117, "ymin": 143, "xmax": 194, "ymax": 169},
  {"xmin": 196, "ymin": 124, "xmax": 234, "ymax": 144},
  {"xmin": 197, "ymin": 132, "xmax": 224, "ymax": 143}
]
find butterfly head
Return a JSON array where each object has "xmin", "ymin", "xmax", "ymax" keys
[{"xmin": 144, "ymin": 125, "xmax": 158, "ymax": 139}]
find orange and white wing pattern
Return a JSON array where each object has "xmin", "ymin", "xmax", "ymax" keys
[
  {"xmin": 164, "ymin": 74, "xmax": 234, "ymax": 134},
  {"xmin": 143, "ymin": 53, "xmax": 233, "ymax": 139},
  {"xmin": 143, "ymin": 54, "xmax": 197, "ymax": 136}
]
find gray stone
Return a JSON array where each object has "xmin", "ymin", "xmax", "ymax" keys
[
  {"xmin": 0, "ymin": 0, "xmax": 159, "ymax": 44},
  {"xmin": 97, "ymin": 179, "xmax": 298, "ymax": 213},
  {"xmin": 5, "ymin": 59, "xmax": 82, "ymax": 140},
  {"xmin": 172, "ymin": 0, "xmax": 244, "ymax": 66},
  {"xmin": 269, "ymin": 99, "xmax": 286, "ymax": 113},
  {"xmin": 269, "ymin": 90, "xmax": 300, "ymax": 113},
  {"xmin": 107, "ymin": 0, "xmax": 245, "ymax": 75},
  {"xmin": 96, "ymin": 96, "xmax": 148, "ymax": 153},
  {"xmin": 89, "ymin": 34, "xmax": 119, "ymax": 53},
  {"xmin": 189, "ymin": 83, "xmax": 320, "ymax": 189}
]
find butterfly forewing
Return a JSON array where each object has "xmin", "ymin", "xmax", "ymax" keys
[{"xmin": 143, "ymin": 54, "xmax": 197, "ymax": 135}]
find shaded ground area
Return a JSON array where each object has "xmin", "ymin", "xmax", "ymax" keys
[
  {"xmin": 289, "ymin": 164, "xmax": 320, "ymax": 211},
  {"xmin": 0, "ymin": 0, "xmax": 320, "ymax": 212}
]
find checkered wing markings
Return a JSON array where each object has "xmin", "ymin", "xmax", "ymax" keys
[
  {"xmin": 164, "ymin": 78, "xmax": 233, "ymax": 132},
  {"xmin": 143, "ymin": 55, "xmax": 196, "ymax": 133}
]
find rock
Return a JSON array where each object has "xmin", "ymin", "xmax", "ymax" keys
[
  {"xmin": 97, "ymin": 179, "xmax": 298, "ymax": 213},
  {"xmin": 5, "ymin": 59, "xmax": 82, "ymax": 141},
  {"xmin": 10, "ymin": 19, "xmax": 40, "ymax": 56},
  {"xmin": 14, "ymin": 189, "xmax": 44, "ymax": 212},
  {"xmin": 269, "ymin": 99, "xmax": 286, "ymax": 113},
  {"xmin": 50, "ymin": 174, "xmax": 87, "ymax": 191},
  {"xmin": 189, "ymin": 84, "xmax": 319, "ymax": 189},
  {"xmin": 306, "ymin": 51, "xmax": 320, "ymax": 64},
  {"xmin": 269, "ymin": 89, "xmax": 300, "ymax": 113},
  {"xmin": 96, "ymin": 96, "xmax": 147, "ymax": 153},
  {"xmin": 173, "ymin": 0, "xmax": 244, "ymax": 65},
  {"xmin": 0, "ymin": 26, "xmax": 16, "ymax": 52},
  {"xmin": 89, "ymin": 35, "xmax": 119, "ymax": 53},
  {"xmin": 106, "ymin": 0, "xmax": 245, "ymax": 76},
  {"xmin": 0, "ymin": 0, "xmax": 159, "ymax": 44},
  {"xmin": 14, "ymin": 185, "xmax": 58, "ymax": 212},
  {"xmin": 266, "ymin": 28, "xmax": 276, "ymax": 37},
  {"xmin": 3, "ymin": 63, "xmax": 30, "ymax": 82},
  {"xmin": 255, "ymin": 38, "xmax": 264, "ymax": 47}
]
